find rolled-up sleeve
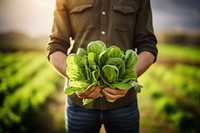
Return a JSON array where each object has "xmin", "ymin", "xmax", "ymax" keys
[
  {"xmin": 134, "ymin": 0, "xmax": 158, "ymax": 62},
  {"xmin": 46, "ymin": 0, "xmax": 71, "ymax": 60}
]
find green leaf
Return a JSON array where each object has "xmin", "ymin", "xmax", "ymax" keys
[
  {"xmin": 101, "ymin": 65, "xmax": 119, "ymax": 84},
  {"xmin": 125, "ymin": 50, "xmax": 138, "ymax": 69},
  {"xmin": 87, "ymin": 40, "xmax": 106, "ymax": 54},
  {"xmin": 87, "ymin": 41, "xmax": 106, "ymax": 63},
  {"xmin": 110, "ymin": 81, "xmax": 132, "ymax": 90},
  {"xmin": 121, "ymin": 69, "xmax": 137, "ymax": 82},
  {"xmin": 66, "ymin": 54, "xmax": 88, "ymax": 80},
  {"xmin": 106, "ymin": 46, "xmax": 124, "ymax": 59},
  {"xmin": 64, "ymin": 86, "xmax": 77, "ymax": 95},
  {"xmin": 91, "ymin": 70, "xmax": 100, "ymax": 82},
  {"xmin": 106, "ymin": 58, "xmax": 126, "ymax": 77},
  {"xmin": 85, "ymin": 65, "xmax": 92, "ymax": 81},
  {"xmin": 98, "ymin": 46, "xmax": 124, "ymax": 69},
  {"xmin": 77, "ymin": 48, "xmax": 87, "ymax": 57},
  {"xmin": 98, "ymin": 50, "xmax": 107, "ymax": 68},
  {"xmin": 85, "ymin": 82, "xmax": 98, "ymax": 91},
  {"xmin": 107, "ymin": 99, "xmax": 116, "ymax": 102},
  {"xmin": 88, "ymin": 52, "xmax": 96, "ymax": 70},
  {"xmin": 83, "ymin": 99, "xmax": 94, "ymax": 105},
  {"xmin": 131, "ymin": 81, "xmax": 143, "ymax": 93},
  {"xmin": 64, "ymin": 85, "xmax": 86, "ymax": 95},
  {"xmin": 68, "ymin": 80, "xmax": 90, "ymax": 90}
]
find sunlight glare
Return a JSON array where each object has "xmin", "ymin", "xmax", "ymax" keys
[{"xmin": 32, "ymin": 0, "xmax": 55, "ymax": 10}]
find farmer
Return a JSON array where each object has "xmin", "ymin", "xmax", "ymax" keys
[{"xmin": 46, "ymin": 0, "xmax": 158, "ymax": 132}]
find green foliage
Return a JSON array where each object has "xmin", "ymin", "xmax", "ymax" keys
[
  {"xmin": 139, "ymin": 44, "xmax": 200, "ymax": 133},
  {"xmin": 65, "ymin": 41, "xmax": 142, "ymax": 105},
  {"xmin": 0, "ymin": 52, "xmax": 61, "ymax": 132},
  {"xmin": 158, "ymin": 44, "xmax": 200, "ymax": 61}
]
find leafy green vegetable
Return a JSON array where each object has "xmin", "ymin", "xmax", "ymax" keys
[{"xmin": 64, "ymin": 40, "xmax": 143, "ymax": 105}]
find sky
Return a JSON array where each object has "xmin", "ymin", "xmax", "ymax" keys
[
  {"xmin": 0, "ymin": 0, "xmax": 55, "ymax": 37},
  {"xmin": 151, "ymin": 0, "xmax": 200, "ymax": 32},
  {"xmin": 0, "ymin": 0, "xmax": 199, "ymax": 37}
]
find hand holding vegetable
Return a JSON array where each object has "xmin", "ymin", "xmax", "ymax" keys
[
  {"xmin": 102, "ymin": 87, "xmax": 128, "ymax": 102},
  {"xmin": 64, "ymin": 40, "xmax": 143, "ymax": 105},
  {"xmin": 75, "ymin": 86, "xmax": 101, "ymax": 99}
]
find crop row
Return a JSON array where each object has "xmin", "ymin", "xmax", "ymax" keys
[
  {"xmin": 149, "ymin": 64, "xmax": 200, "ymax": 105},
  {"xmin": 139, "ymin": 63, "xmax": 200, "ymax": 133},
  {"xmin": 0, "ymin": 52, "xmax": 46, "ymax": 94},
  {"xmin": 0, "ymin": 52, "xmax": 62, "ymax": 132}
]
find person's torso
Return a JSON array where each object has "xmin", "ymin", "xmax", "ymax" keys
[{"xmin": 66, "ymin": 0, "xmax": 140, "ymax": 53}]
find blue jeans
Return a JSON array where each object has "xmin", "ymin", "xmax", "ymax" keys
[{"xmin": 65, "ymin": 98, "xmax": 139, "ymax": 133}]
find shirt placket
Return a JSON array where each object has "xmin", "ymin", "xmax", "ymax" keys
[
  {"xmin": 100, "ymin": 0, "xmax": 108, "ymax": 43},
  {"xmin": 99, "ymin": 0, "xmax": 108, "ymax": 110}
]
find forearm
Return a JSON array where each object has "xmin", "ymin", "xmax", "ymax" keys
[
  {"xmin": 134, "ymin": 51, "xmax": 155, "ymax": 78},
  {"xmin": 49, "ymin": 51, "xmax": 67, "ymax": 77}
]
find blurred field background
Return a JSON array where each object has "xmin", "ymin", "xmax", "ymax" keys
[{"xmin": 0, "ymin": 0, "xmax": 200, "ymax": 133}]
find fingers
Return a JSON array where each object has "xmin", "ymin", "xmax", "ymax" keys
[
  {"xmin": 76, "ymin": 86, "xmax": 128, "ymax": 101},
  {"xmin": 102, "ymin": 87, "xmax": 127, "ymax": 101},
  {"xmin": 76, "ymin": 86, "xmax": 101, "ymax": 99}
]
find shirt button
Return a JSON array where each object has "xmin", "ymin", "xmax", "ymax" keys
[
  {"xmin": 101, "ymin": 31, "xmax": 105, "ymax": 35},
  {"xmin": 102, "ymin": 11, "xmax": 106, "ymax": 15}
]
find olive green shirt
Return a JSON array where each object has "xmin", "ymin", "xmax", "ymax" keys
[{"xmin": 46, "ymin": 0, "xmax": 158, "ymax": 110}]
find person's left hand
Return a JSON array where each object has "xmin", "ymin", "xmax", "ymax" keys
[{"xmin": 102, "ymin": 87, "xmax": 128, "ymax": 101}]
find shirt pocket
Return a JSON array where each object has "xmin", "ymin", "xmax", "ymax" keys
[
  {"xmin": 113, "ymin": 6, "xmax": 136, "ymax": 32},
  {"xmin": 70, "ymin": 3, "xmax": 94, "ymax": 33}
]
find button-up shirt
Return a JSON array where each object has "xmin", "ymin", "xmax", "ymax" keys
[{"xmin": 46, "ymin": 0, "xmax": 158, "ymax": 110}]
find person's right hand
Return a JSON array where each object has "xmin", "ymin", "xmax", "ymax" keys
[{"xmin": 75, "ymin": 86, "xmax": 101, "ymax": 99}]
